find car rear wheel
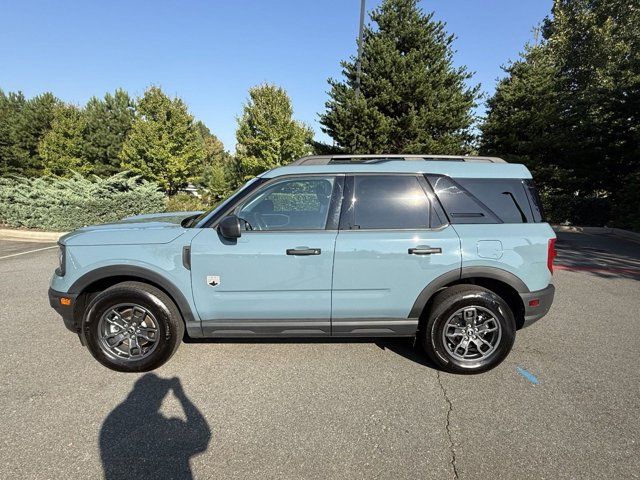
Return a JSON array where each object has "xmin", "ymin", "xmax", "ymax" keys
[
  {"xmin": 420, "ymin": 284, "xmax": 516, "ymax": 374},
  {"xmin": 83, "ymin": 281, "xmax": 184, "ymax": 372}
]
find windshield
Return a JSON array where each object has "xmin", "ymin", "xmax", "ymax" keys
[{"xmin": 185, "ymin": 178, "xmax": 260, "ymax": 228}]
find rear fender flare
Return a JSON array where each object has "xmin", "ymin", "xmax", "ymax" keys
[{"xmin": 409, "ymin": 267, "xmax": 529, "ymax": 319}]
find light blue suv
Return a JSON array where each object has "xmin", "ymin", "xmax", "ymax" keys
[{"xmin": 49, "ymin": 155, "xmax": 556, "ymax": 374}]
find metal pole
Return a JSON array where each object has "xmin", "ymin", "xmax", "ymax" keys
[{"xmin": 355, "ymin": 0, "xmax": 366, "ymax": 100}]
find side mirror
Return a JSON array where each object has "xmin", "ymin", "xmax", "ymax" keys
[{"xmin": 218, "ymin": 215, "xmax": 242, "ymax": 239}]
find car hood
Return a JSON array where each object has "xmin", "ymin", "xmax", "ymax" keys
[{"xmin": 59, "ymin": 211, "xmax": 203, "ymax": 246}]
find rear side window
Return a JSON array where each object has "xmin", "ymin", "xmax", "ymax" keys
[
  {"xmin": 426, "ymin": 175, "xmax": 536, "ymax": 224},
  {"xmin": 341, "ymin": 175, "xmax": 430, "ymax": 229},
  {"xmin": 456, "ymin": 178, "xmax": 535, "ymax": 223},
  {"xmin": 426, "ymin": 175, "xmax": 499, "ymax": 224},
  {"xmin": 523, "ymin": 179, "xmax": 545, "ymax": 222}
]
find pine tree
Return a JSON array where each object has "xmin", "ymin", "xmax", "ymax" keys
[
  {"xmin": 120, "ymin": 87, "xmax": 205, "ymax": 194},
  {"xmin": 0, "ymin": 90, "xmax": 27, "ymax": 175},
  {"xmin": 236, "ymin": 84, "xmax": 313, "ymax": 179},
  {"xmin": 3, "ymin": 92, "xmax": 59, "ymax": 175},
  {"xmin": 481, "ymin": 0, "xmax": 640, "ymax": 228},
  {"xmin": 83, "ymin": 89, "xmax": 136, "ymax": 176},
  {"xmin": 481, "ymin": 41, "xmax": 569, "ymax": 182},
  {"xmin": 320, "ymin": 0, "xmax": 479, "ymax": 154}
]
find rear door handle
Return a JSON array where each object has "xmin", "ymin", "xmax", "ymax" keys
[
  {"xmin": 408, "ymin": 246, "xmax": 442, "ymax": 255},
  {"xmin": 286, "ymin": 247, "xmax": 321, "ymax": 256}
]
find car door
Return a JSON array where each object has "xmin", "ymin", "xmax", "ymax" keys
[
  {"xmin": 331, "ymin": 174, "xmax": 461, "ymax": 336},
  {"xmin": 190, "ymin": 174, "xmax": 343, "ymax": 337}
]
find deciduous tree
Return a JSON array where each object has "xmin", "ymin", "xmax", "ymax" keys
[
  {"xmin": 39, "ymin": 105, "xmax": 91, "ymax": 176},
  {"xmin": 120, "ymin": 87, "xmax": 205, "ymax": 194},
  {"xmin": 236, "ymin": 84, "xmax": 313, "ymax": 179}
]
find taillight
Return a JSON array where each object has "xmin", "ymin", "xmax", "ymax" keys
[{"xmin": 547, "ymin": 238, "xmax": 557, "ymax": 274}]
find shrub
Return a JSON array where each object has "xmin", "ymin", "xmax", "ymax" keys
[
  {"xmin": 0, "ymin": 172, "xmax": 165, "ymax": 231},
  {"xmin": 165, "ymin": 193, "xmax": 210, "ymax": 212}
]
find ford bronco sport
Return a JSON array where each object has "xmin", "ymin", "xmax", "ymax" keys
[{"xmin": 49, "ymin": 155, "xmax": 556, "ymax": 374}]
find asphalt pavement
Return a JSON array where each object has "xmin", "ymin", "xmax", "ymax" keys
[{"xmin": 0, "ymin": 233, "xmax": 638, "ymax": 479}]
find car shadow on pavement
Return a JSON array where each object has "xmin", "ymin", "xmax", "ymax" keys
[
  {"xmin": 100, "ymin": 373, "xmax": 211, "ymax": 480},
  {"xmin": 374, "ymin": 338, "xmax": 442, "ymax": 370}
]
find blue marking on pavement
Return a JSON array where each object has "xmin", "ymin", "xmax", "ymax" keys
[{"xmin": 516, "ymin": 367, "xmax": 540, "ymax": 385}]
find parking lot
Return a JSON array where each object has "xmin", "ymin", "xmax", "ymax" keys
[{"xmin": 0, "ymin": 231, "xmax": 638, "ymax": 479}]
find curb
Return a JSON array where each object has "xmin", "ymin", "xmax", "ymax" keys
[
  {"xmin": 0, "ymin": 228, "xmax": 67, "ymax": 243},
  {"xmin": 553, "ymin": 225, "xmax": 640, "ymax": 242}
]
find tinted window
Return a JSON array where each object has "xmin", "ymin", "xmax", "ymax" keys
[
  {"xmin": 344, "ymin": 175, "xmax": 430, "ymax": 229},
  {"xmin": 524, "ymin": 179, "xmax": 545, "ymax": 222},
  {"xmin": 456, "ymin": 178, "xmax": 534, "ymax": 223},
  {"xmin": 426, "ymin": 174, "xmax": 498, "ymax": 224},
  {"xmin": 238, "ymin": 177, "xmax": 335, "ymax": 231}
]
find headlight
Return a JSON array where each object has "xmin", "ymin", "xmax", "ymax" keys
[{"xmin": 55, "ymin": 244, "xmax": 66, "ymax": 277}]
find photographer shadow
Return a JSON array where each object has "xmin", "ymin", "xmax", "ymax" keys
[{"xmin": 100, "ymin": 373, "xmax": 211, "ymax": 480}]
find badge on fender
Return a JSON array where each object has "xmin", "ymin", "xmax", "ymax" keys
[{"xmin": 207, "ymin": 275, "xmax": 220, "ymax": 287}]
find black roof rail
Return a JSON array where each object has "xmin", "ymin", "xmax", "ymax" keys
[{"xmin": 290, "ymin": 154, "xmax": 506, "ymax": 165}]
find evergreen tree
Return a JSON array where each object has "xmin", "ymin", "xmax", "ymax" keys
[
  {"xmin": 0, "ymin": 90, "xmax": 27, "ymax": 175},
  {"xmin": 120, "ymin": 87, "xmax": 205, "ymax": 194},
  {"xmin": 39, "ymin": 104, "xmax": 91, "ymax": 176},
  {"xmin": 481, "ymin": 0, "xmax": 640, "ymax": 228},
  {"xmin": 236, "ymin": 84, "xmax": 313, "ymax": 179},
  {"xmin": 83, "ymin": 89, "xmax": 136, "ymax": 176},
  {"xmin": 480, "ymin": 41, "xmax": 571, "ymax": 187},
  {"xmin": 1, "ymin": 92, "xmax": 59, "ymax": 175},
  {"xmin": 320, "ymin": 0, "xmax": 479, "ymax": 154}
]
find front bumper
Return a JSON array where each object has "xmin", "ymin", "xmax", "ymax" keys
[
  {"xmin": 48, "ymin": 288, "xmax": 80, "ymax": 333},
  {"xmin": 520, "ymin": 284, "xmax": 555, "ymax": 328}
]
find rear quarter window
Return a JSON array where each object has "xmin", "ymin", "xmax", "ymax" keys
[
  {"xmin": 456, "ymin": 178, "xmax": 535, "ymax": 223},
  {"xmin": 426, "ymin": 175, "xmax": 537, "ymax": 224},
  {"xmin": 523, "ymin": 179, "xmax": 545, "ymax": 222}
]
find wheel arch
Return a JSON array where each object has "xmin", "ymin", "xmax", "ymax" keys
[
  {"xmin": 412, "ymin": 267, "xmax": 528, "ymax": 331},
  {"xmin": 68, "ymin": 266, "xmax": 200, "ymax": 337}
]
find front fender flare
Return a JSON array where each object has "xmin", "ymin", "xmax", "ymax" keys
[{"xmin": 68, "ymin": 265, "xmax": 200, "ymax": 336}]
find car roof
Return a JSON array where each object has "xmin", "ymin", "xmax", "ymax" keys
[{"xmin": 262, "ymin": 156, "xmax": 532, "ymax": 180}]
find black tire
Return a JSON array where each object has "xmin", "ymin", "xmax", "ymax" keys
[
  {"xmin": 420, "ymin": 284, "xmax": 516, "ymax": 374},
  {"xmin": 83, "ymin": 281, "xmax": 184, "ymax": 373}
]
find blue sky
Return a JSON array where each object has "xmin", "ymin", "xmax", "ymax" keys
[{"xmin": 0, "ymin": 0, "xmax": 552, "ymax": 150}]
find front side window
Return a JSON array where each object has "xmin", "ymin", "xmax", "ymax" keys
[
  {"xmin": 192, "ymin": 177, "xmax": 261, "ymax": 228},
  {"xmin": 237, "ymin": 176, "xmax": 336, "ymax": 231},
  {"xmin": 342, "ymin": 175, "xmax": 431, "ymax": 229}
]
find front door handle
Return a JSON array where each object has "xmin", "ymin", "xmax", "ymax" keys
[
  {"xmin": 408, "ymin": 246, "xmax": 442, "ymax": 255},
  {"xmin": 286, "ymin": 247, "xmax": 321, "ymax": 256}
]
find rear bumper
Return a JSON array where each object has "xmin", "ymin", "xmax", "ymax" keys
[
  {"xmin": 519, "ymin": 284, "xmax": 555, "ymax": 328},
  {"xmin": 48, "ymin": 288, "xmax": 79, "ymax": 333}
]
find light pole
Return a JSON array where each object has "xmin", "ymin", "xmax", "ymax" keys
[{"xmin": 355, "ymin": 0, "xmax": 366, "ymax": 100}]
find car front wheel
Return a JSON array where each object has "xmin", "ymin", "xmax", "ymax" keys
[{"xmin": 83, "ymin": 281, "xmax": 184, "ymax": 372}]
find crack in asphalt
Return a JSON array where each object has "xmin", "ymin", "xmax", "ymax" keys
[{"xmin": 436, "ymin": 370, "xmax": 459, "ymax": 480}]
